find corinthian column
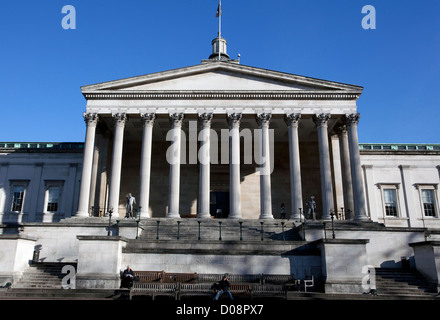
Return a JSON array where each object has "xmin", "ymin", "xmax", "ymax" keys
[
  {"xmin": 138, "ymin": 113, "xmax": 156, "ymax": 219},
  {"xmin": 284, "ymin": 113, "xmax": 303, "ymax": 220},
  {"xmin": 167, "ymin": 113, "xmax": 184, "ymax": 218},
  {"xmin": 256, "ymin": 113, "xmax": 273, "ymax": 219},
  {"xmin": 76, "ymin": 113, "xmax": 98, "ymax": 218},
  {"xmin": 197, "ymin": 113, "xmax": 213, "ymax": 219},
  {"xmin": 345, "ymin": 113, "xmax": 369, "ymax": 221},
  {"xmin": 227, "ymin": 113, "xmax": 242, "ymax": 219},
  {"xmin": 335, "ymin": 124, "xmax": 354, "ymax": 219},
  {"xmin": 107, "ymin": 113, "xmax": 127, "ymax": 217},
  {"xmin": 313, "ymin": 113, "xmax": 334, "ymax": 220}
]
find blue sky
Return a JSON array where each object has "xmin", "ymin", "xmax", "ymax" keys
[{"xmin": 0, "ymin": 0, "xmax": 439, "ymax": 143}]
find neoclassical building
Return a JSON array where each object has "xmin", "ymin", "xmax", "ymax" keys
[
  {"xmin": 0, "ymin": 34, "xmax": 439, "ymax": 294},
  {"xmin": 1, "ymin": 35, "xmax": 439, "ymax": 227},
  {"xmin": 71, "ymin": 36, "xmax": 371, "ymax": 224}
]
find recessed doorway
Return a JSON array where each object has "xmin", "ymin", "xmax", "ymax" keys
[{"xmin": 210, "ymin": 191, "xmax": 229, "ymax": 218}]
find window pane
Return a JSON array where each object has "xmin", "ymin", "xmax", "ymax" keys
[
  {"xmin": 46, "ymin": 187, "xmax": 60, "ymax": 212},
  {"xmin": 11, "ymin": 185, "xmax": 25, "ymax": 212},
  {"xmin": 422, "ymin": 190, "xmax": 436, "ymax": 217},
  {"xmin": 384, "ymin": 189, "xmax": 398, "ymax": 216}
]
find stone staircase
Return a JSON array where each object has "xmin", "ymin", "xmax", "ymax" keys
[
  {"xmin": 13, "ymin": 262, "xmax": 76, "ymax": 289},
  {"xmin": 374, "ymin": 268, "xmax": 438, "ymax": 298},
  {"xmin": 135, "ymin": 218, "xmax": 302, "ymax": 242}
]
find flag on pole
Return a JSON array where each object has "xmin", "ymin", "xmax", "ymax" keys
[{"xmin": 216, "ymin": 1, "xmax": 222, "ymax": 17}]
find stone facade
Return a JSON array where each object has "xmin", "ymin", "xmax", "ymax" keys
[{"xmin": 1, "ymin": 41, "xmax": 440, "ymax": 294}]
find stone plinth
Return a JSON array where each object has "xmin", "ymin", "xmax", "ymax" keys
[
  {"xmin": 409, "ymin": 241, "xmax": 440, "ymax": 292},
  {"xmin": 76, "ymin": 235, "xmax": 128, "ymax": 289},
  {"xmin": 314, "ymin": 238, "xmax": 369, "ymax": 294},
  {"xmin": 0, "ymin": 235, "xmax": 36, "ymax": 286}
]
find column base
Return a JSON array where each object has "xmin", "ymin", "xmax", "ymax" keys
[
  {"xmin": 138, "ymin": 211, "xmax": 151, "ymax": 219},
  {"xmin": 75, "ymin": 211, "xmax": 90, "ymax": 218},
  {"xmin": 259, "ymin": 213, "xmax": 274, "ymax": 219},
  {"xmin": 197, "ymin": 213, "xmax": 212, "ymax": 219},
  {"xmin": 167, "ymin": 212, "xmax": 181, "ymax": 219},
  {"xmin": 354, "ymin": 214, "xmax": 370, "ymax": 221}
]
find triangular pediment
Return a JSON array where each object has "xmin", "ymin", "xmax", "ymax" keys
[{"xmin": 81, "ymin": 62, "xmax": 363, "ymax": 94}]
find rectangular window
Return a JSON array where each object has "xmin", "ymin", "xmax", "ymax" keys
[
  {"xmin": 383, "ymin": 189, "xmax": 398, "ymax": 216},
  {"xmin": 11, "ymin": 185, "xmax": 25, "ymax": 212},
  {"xmin": 44, "ymin": 181, "xmax": 64, "ymax": 213},
  {"xmin": 421, "ymin": 189, "xmax": 436, "ymax": 217},
  {"xmin": 46, "ymin": 186, "xmax": 60, "ymax": 212}
]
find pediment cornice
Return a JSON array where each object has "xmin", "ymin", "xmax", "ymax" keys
[
  {"xmin": 81, "ymin": 62, "xmax": 363, "ymax": 100},
  {"xmin": 83, "ymin": 90, "xmax": 361, "ymax": 101}
]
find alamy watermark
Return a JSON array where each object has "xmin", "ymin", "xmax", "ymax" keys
[
  {"xmin": 361, "ymin": 265, "xmax": 377, "ymax": 293},
  {"xmin": 362, "ymin": 5, "xmax": 376, "ymax": 30},
  {"xmin": 61, "ymin": 5, "xmax": 76, "ymax": 30},
  {"xmin": 166, "ymin": 120, "xmax": 275, "ymax": 175},
  {"xmin": 61, "ymin": 264, "xmax": 76, "ymax": 289}
]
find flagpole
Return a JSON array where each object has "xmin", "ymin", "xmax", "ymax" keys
[{"xmin": 218, "ymin": 0, "xmax": 221, "ymax": 61}]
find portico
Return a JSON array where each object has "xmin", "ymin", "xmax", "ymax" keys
[{"xmin": 75, "ymin": 35, "xmax": 367, "ymax": 221}]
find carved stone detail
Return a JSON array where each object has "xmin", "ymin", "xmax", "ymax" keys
[
  {"xmin": 198, "ymin": 112, "xmax": 213, "ymax": 128},
  {"xmin": 313, "ymin": 113, "xmax": 331, "ymax": 127},
  {"xmin": 256, "ymin": 113, "xmax": 272, "ymax": 128},
  {"xmin": 141, "ymin": 113, "xmax": 156, "ymax": 127},
  {"xmin": 169, "ymin": 113, "xmax": 184, "ymax": 127},
  {"xmin": 83, "ymin": 113, "xmax": 99, "ymax": 126},
  {"xmin": 284, "ymin": 113, "xmax": 301, "ymax": 128},
  {"xmin": 345, "ymin": 113, "xmax": 361, "ymax": 126},
  {"xmin": 112, "ymin": 113, "xmax": 127, "ymax": 127},
  {"xmin": 227, "ymin": 113, "xmax": 242, "ymax": 128}
]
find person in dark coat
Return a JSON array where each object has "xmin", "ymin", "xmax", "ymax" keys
[
  {"xmin": 121, "ymin": 266, "xmax": 135, "ymax": 289},
  {"xmin": 214, "ymin": 276, "xmax": 233, "ymax": 300}
]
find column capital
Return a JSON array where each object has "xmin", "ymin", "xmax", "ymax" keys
[
  {"xmin": 112, "ymin": 113, "xmax": 127, "ymax": 127},
  {"xmin": 141, "ymin": 112, "xmax": 156, "ymax": 127},
  {"xmin": 313, "ymin": 113, "xmax": 331, "ymax": 127},
  {"xmin": 334, "ymin": 124, "xmax": 348, "ymax": 136},
  {"xmin": 344, "ymin": 113, "xmax": 361, "ymax": 126},
  {"xmin": 227, "ymin": 112, "xmax": 242, "ymax": 128},
  {"xmin": 83, "ymin": 113, "xmax": 99, "ymax": 126},
  {"xmin": 284, "ymin": 113, "xmax": 301, "ymax": 128},
  {"xmin": 198, "ymin": 112, "xmax": 213, "ymax": 128},
  {"xmin": 169, "ymin": 112, "xmax": 184, "ymax": 127},
  {"xmin": 256, "ymin": 113, "xmax": 272, "ymax": 128}
]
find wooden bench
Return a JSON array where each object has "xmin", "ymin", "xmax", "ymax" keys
[
  {"xmin": 134, "ymin": 270, "xmax": 164, "ymax": 282},
  {"xmin": 178, "ymin": 283, "xmax": 252, "ymax": 299},
  {"xmin": 261, "ymin": 274, "xmax": 295, "ymax": 285},
  {"xmin": 133, "ymin": 271, "xmax": 197, "ymax": 283},
  {"xmin": 129, "ymin": 282, "xmax": 179, "ymax": 300},
  {"xmin": 250, "ymin": 284, "xmax": 286, "ymax": 298}
]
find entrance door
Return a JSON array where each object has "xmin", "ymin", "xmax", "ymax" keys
[{"xmin": 210, "ymin": 191, "xmax": 229, "ymax": 218}]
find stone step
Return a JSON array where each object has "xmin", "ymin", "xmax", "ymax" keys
[
  {"xmin": 0, "ymin": 288, "xmax": 117, "ymax": 299},
  {"xmin": 135, "ymin": 219, "xmax": 302, "ymax": 241},
  {"xmin": 13, "ymin": 263, "xmax": 77, "ymax": 289},
  {"xmin": 374, "ymin": 268, "xmax": 436, "ymax": 297}
]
